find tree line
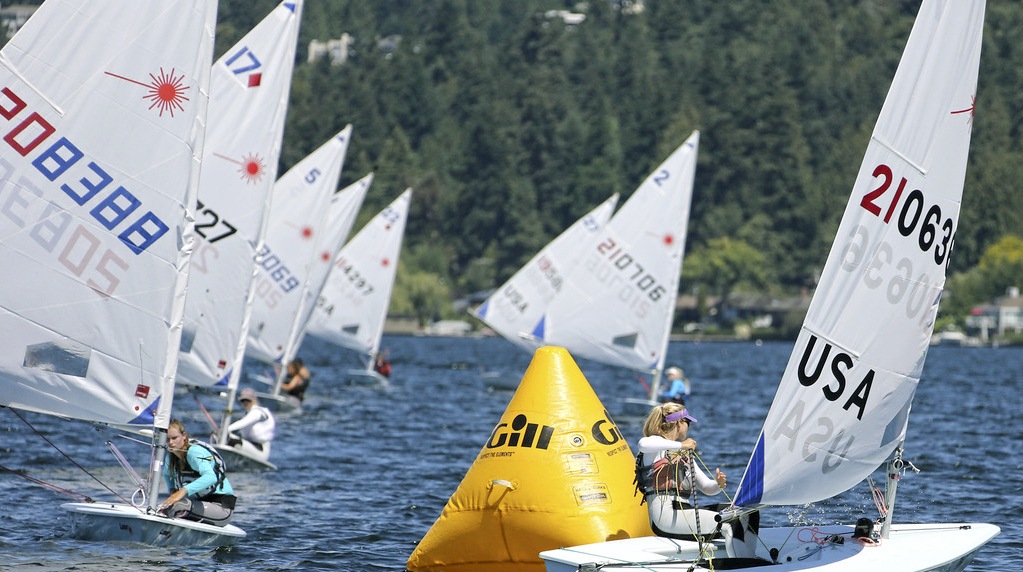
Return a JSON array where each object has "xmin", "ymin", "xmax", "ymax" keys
[
  {"xmin": 271, "ymin": 0, "xmax": 1020, "ymax": 330},
  {"xmin": 8, "ymin": 0, "xmax": 1021, "ymax": 330}
]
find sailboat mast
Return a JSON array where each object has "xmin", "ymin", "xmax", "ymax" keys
[
  {"xmin": 147, "ymin": 430, "xmax": 169, "ymax": 511},
  {"xmin": 647, "ymin": 367, "xmax": 665, "ymax": 403},
  {"xmin": 880, "ymin": 445, "xmax": 905, "ymax": 539}
]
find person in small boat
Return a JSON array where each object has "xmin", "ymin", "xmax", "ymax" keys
[
  {"xmin": 637, "ymin": 402, "xmax": 759, "ymax": 558},
  {"xmin": 226, "ymin": 387, "xmax": 276, "ymax": 462},
  {"xmin": 658, "ymin": 366, "xmax": 691, "ymax": 404},
  {"xmin": 373, "ymin": 352, "xmax": 392, "ymax": 378},
  {"xmin": 281, "ymin": 358, "xmax": 311, "ymax": 401},
  {"xmin": 159, "ymin": 419, "xmax": 236, "ymax": 526}
]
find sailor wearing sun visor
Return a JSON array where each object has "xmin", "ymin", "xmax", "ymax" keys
[{"xmin": 635, "ymin": 402, "xmax": 759, "ymax": 557}]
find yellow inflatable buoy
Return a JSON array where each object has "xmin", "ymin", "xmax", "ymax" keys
[{"xmin": 407, "ymin": 346, "xmax": 652, "ymax": 571}]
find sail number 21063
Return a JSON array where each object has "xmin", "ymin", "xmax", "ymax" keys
[{"xmin": 859, "ymin": 163, "xmax": 955, "ymax": 267}]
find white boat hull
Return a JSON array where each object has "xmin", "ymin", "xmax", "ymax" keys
[
  {"xmin": 212, "ymin": 443, "xmax": 277, "ymax": 472},
  {"xmin": 344, "ymin": 368, "xmax": 389, "ymax": 385},
  {"xmin": 620, "ymin": 396, "xmax": 660, "ymax": 417},
  {"xmin": 253, "ymin": 390, "xmax": 302, "ymax": 414},
  {"xmin": 62, "ymin": 502, "xmax": 246, "ymax": 547},
  {"xmin": 540, "ymin": 522, "xmax": 999, "ymax": 572},
  {"xmin": 481, "ymin": 369, "xmax": 518, "ymax": 391}
]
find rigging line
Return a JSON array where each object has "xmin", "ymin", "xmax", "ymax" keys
[
  {"xmin": 692, "ymin": 450, "xmax": 733, "ymax": 505},
  {"xmin": 692, "ymin": 451, "xmax": 775, "ymax": 557},
  {"xmin": 686, "ymin": 453, "xmax": 703, "ymax": 572},
  {"xmin": 107, "ymin": 440, "xmax": 146, "ymax": 489},
  {"xmin": 0, "ymin": 463, "xmax": 92, "ymax": 502},
  {"xmin": 658, "ymin": 451, "xmax": 716, "ymax": 568},
  {"xmin": 192, "ymin": 391, "xmax": 220, "ymax": 434},
  {"xmin": 867, "ymin": 475, "xmax": 888, "ymax": 518},
  {"xmin": 9, "ymin": 408, "xmax": 132, "ymax": 505}
]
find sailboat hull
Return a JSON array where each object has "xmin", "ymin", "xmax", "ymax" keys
[
  {"xmin": 62, "ymin": 502, "xmax": 246, "ymax": 547},
  {"xmin": 253, "ymin": 391, "xmax": 303, "ymax": 414},
  {"xmin": 540, "ymin": 522, "xmax": 999, "ymax": 571},
  {"xmin": 213, "ymin": 443, "xmax": 278, "ymax": 472},
  {"xmin": 344, "ymin": 368, "xmax": 389, "ymax": 386},
  {"xmin": 621, "ymin": 396, "xmax": 661, "ymax": 417}
]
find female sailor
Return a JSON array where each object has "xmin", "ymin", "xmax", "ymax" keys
[
  {"xmin": 637, "ymin": 403, "xmax": 725, "ymax": 539},
  {"xmin": 159, "ymin": 419, "xmax": 236, "ymax": 526},
  {"xmin": 636, "ymin": 402, "xmax": 759, "ymax": 558}
]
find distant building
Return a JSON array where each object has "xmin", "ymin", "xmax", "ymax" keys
[
  {"xmin": 965, "ymin": 286, "xmax": 1023, "ymax": 341},
  {"xmin": 377, "ymin": 34, "xmax": 402, "ymax": 58},
  {"xmin": 308, "ymin": 34, "xmax": 405, "ymax": 65},
  {"xmin": 544, "ymin": 10, "xmax": 586, "ymax": 26},
  {"xmin": 308, "ymin": 34, "xmax": 352, "ymax": 65},
  {"xmin": 616, "ymin": 0, "xmax": 646, "ymax": 16},
  {"xmin": 423, "ymin": 320, "xmax": 473, "ymax": 337}
]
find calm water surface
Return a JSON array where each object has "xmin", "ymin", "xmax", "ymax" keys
[{"xmin": 1, "ymin": 337, "xmax": 1020, "ymax": 570}]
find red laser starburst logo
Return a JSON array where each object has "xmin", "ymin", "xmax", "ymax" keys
[
  {"xmin": 380, "ymin": 258, "xmax": 391, "ymax": 267},
  {"xmin": 648, "ymin": 229, "xmax": 677, "ymax": 247},
  {"xmin": 106, "ymin": 68, "xmax": 190, "ymax": 117},
  {"xmin": 213, "ymin": 152, "xmax": 267, "ymax": 184},
  {"xmin": 301, "ymin": 226, "xmax": 314, "ymax": 239}
]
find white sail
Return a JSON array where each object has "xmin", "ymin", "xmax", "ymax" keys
[
  {"xmin": 541, "ymin": 2, "xmax": 997, "ymax": 570},
  {"xmin": 176, "ymin": 0, "xmax": 302, "ymax": 390},
  {"xmin": 734, "ymin": 0, "xmax": 985, "ymax": 508},
  {"xmin": 280, "ymin": 172, "xmax": 373, "ymax": 368},
  {"xmin": 306, "ymin": 189, "xmax": 412, "ymax": 360},
  {"xmin": 0, "ymin": 0, "xmax": 216, "ymax": 429},
  {"xmin": 247, "ymin": 125, "xmax": 354, "ymax": 364},
  {"xmin": 534, "ymin": 131, "xmax": 698, "ymax": 376},
  {"xmin": 472, "ymin": 194, "xmax": 618, "ymax": 354}
]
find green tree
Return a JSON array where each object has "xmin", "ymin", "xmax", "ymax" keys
[
  {"xmin": 209, "ymin": 0, "xmax": 1023, "ymax": 323},
  {"xmin": 944, "ymin": 235, "xmax": 1023, "ymax": 320},
  {"xmin": 681, "ymin": 237, "xmax": 771, "ymax": 318},
  {"xmin": 392, "ymin": 267, "xmax": 452, "ymax": 325}
]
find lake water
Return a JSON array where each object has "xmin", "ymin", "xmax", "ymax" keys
[{"xmin": 1, "ymin": 336, "xmax": 1020, "ymax": 570}]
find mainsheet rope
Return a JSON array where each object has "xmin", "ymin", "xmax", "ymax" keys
[{"xmin": 4, "ymin": 407, "xmax": 133, "ymax": 505}]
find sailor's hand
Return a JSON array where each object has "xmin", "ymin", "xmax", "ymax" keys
[
  {"xmin": 159, "ymin": 488, "xmax": 185, "ymax": 513},
  {"xmin": 715, "ymin": 468, "xmax": 727, "ymax": 488},
  {"xmin": 681, "ymin": 438, "xmax": 697, "ymax": 451}
]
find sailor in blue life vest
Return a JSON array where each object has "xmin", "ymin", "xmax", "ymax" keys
[
  {"xmin": 636, "ymin": 402, "xmax": 759, "ymax": 559},
  {"xmin": 658, "ymin": 366, "xmax": 691, "ymax": 404},
  {"xmin": 159, "ymin": 419, "xmax": 236, "ymax": 526},
  {"xmin": 226, "ymin": 387, "xmax": 276, "ymax": 463}
]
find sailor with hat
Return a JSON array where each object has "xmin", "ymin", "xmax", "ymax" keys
[
  {"xmin": 226, "ymin": 387, "xmax": 276, "ymax": 463},
  {"xmin": 658, "ymin": 366, "xmax": 691, "ymax": 404}
]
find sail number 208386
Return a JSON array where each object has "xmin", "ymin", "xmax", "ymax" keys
[{"xmin": 859, "ymin": 163, "xmax": 955, "ymax": 267}]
